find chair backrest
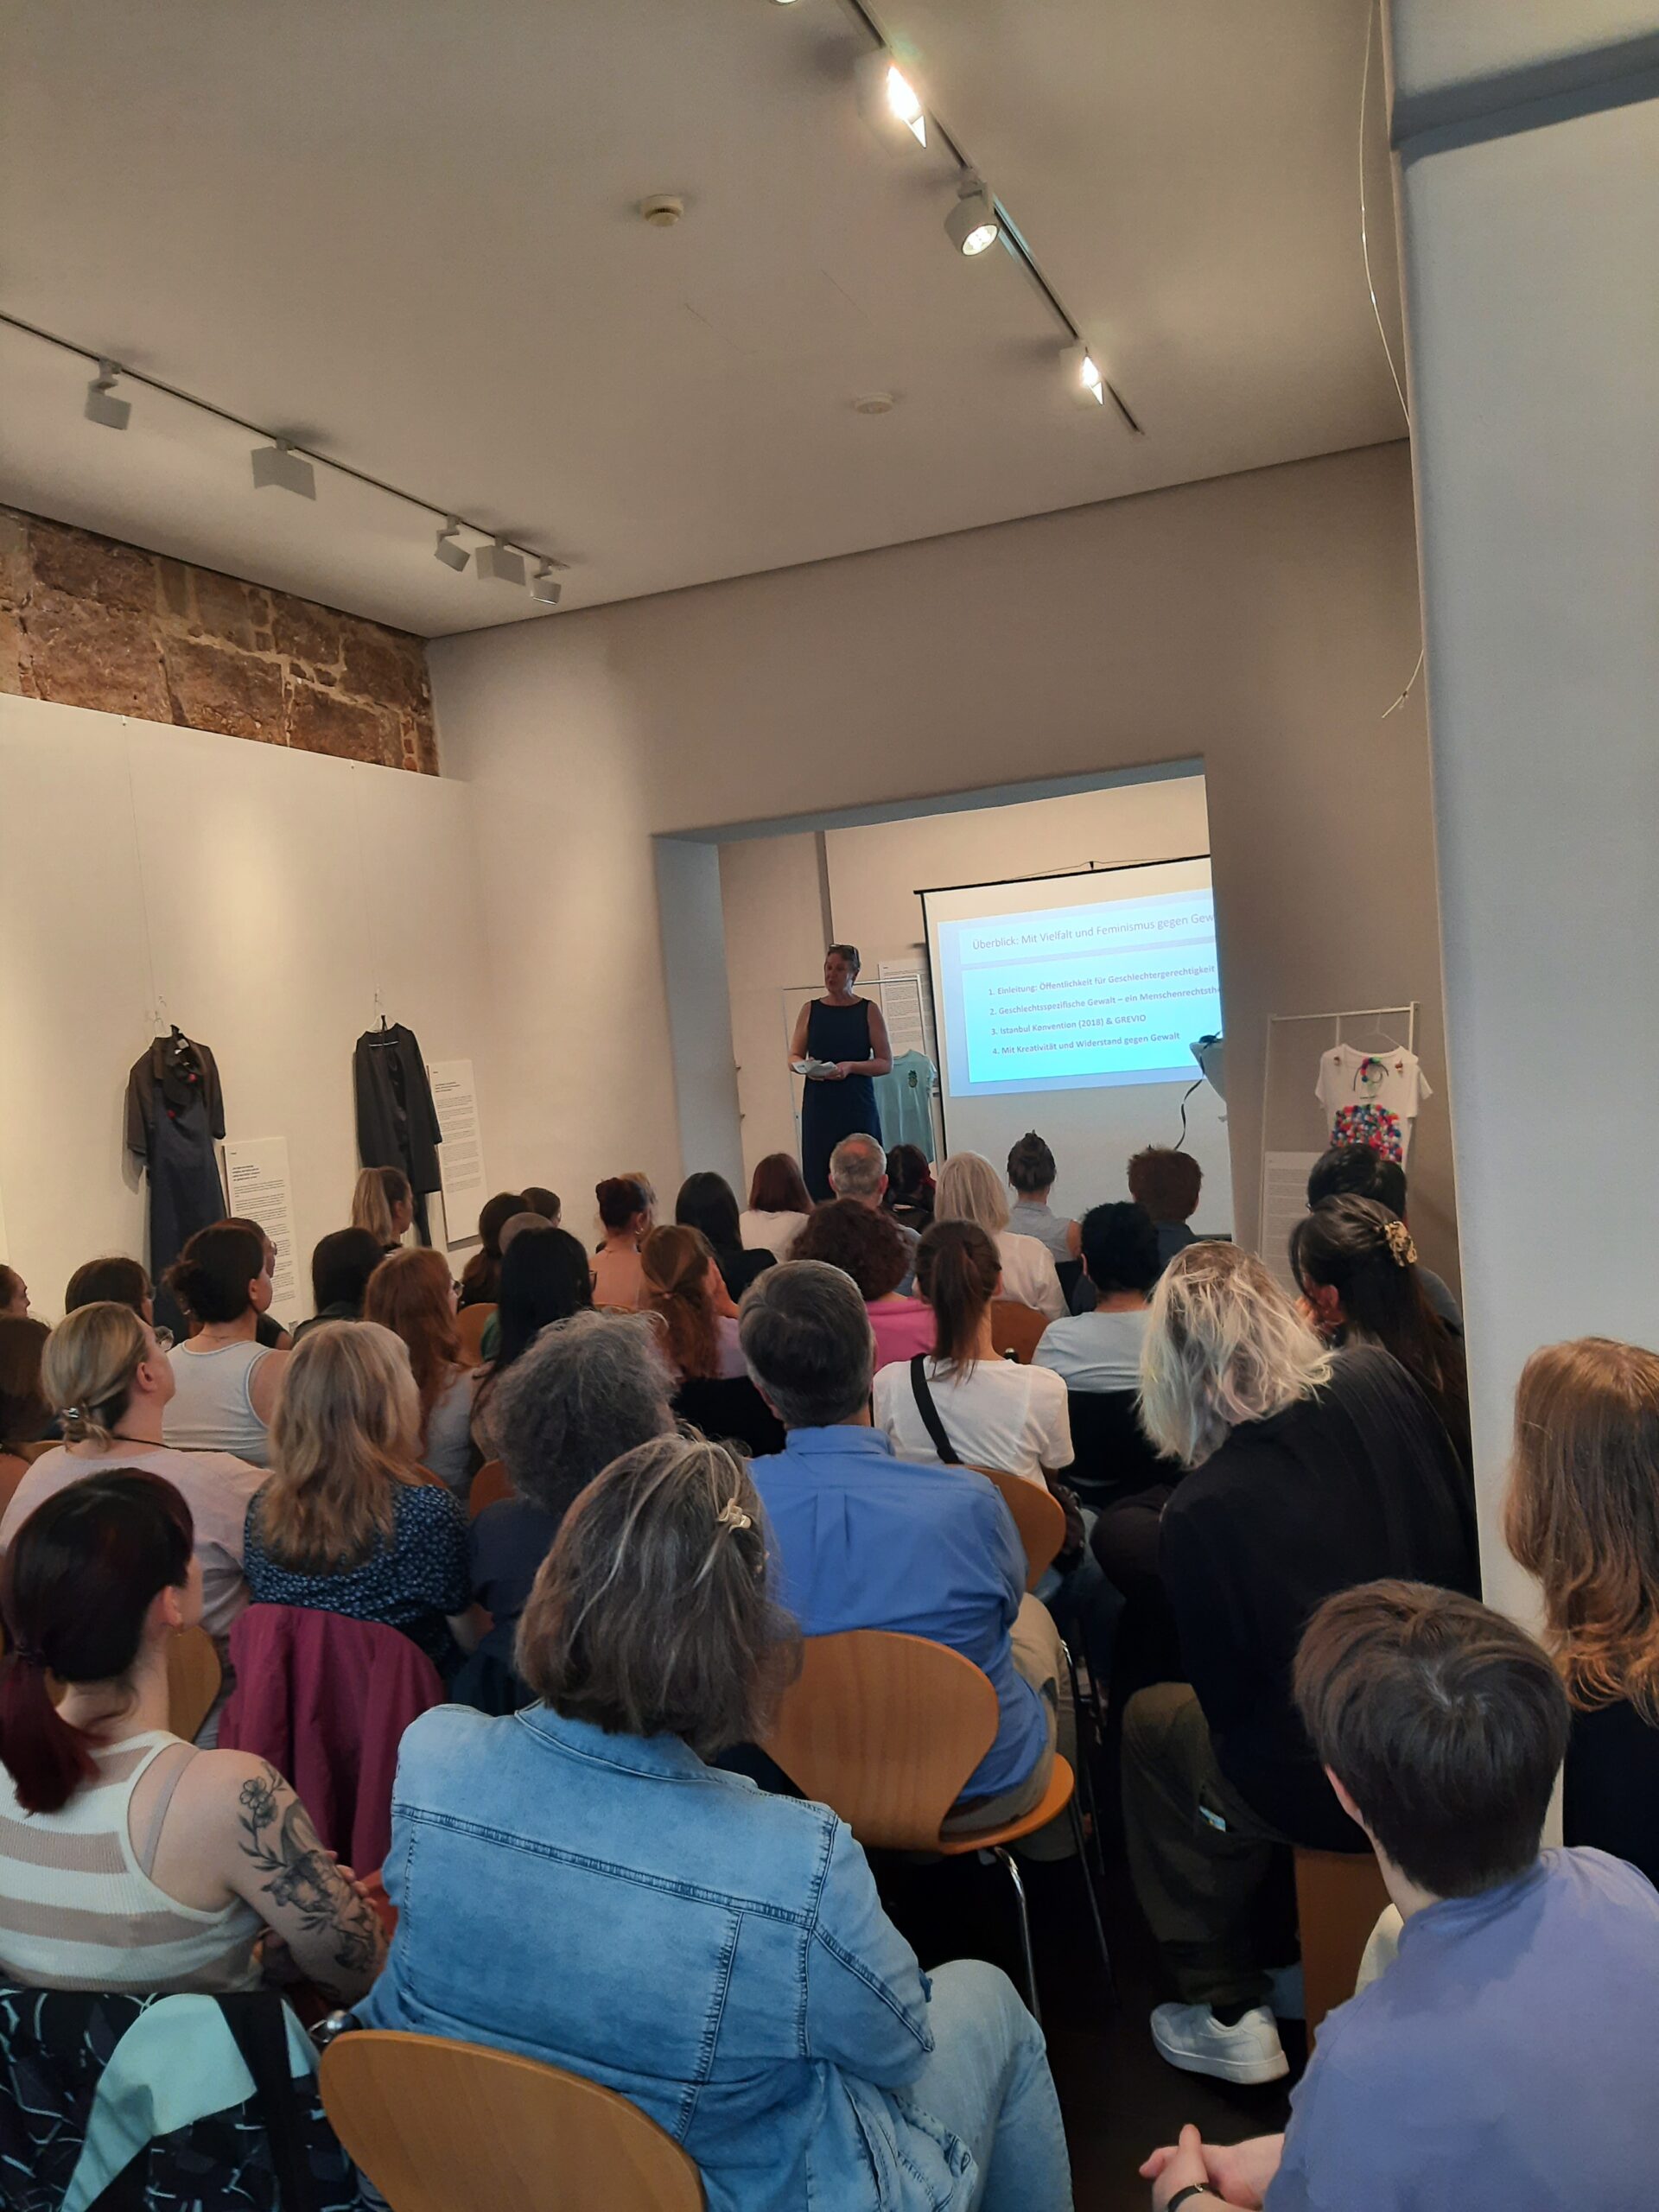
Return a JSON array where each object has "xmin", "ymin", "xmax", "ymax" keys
[
  {"xmin": 672, "ymin": 1375, "xmax": 785, "ymax": 1459},
  {"xmin": 166, "ymin": 1624, "xmax": 222, "ymax": 1741},
  {"xmin": 1065, "ymin": 1388, "xmax": 1162, "ymax": 1505},
  {"xmin": 321, "ymin": 2030, "xmax": 703, "ymax": 2212},
  {"xmin": 454, "ymin": 1303, "xmax": 497, "ymax": 1369},
  {"xmin": 1055, "ymin": 1258, "xmax": 1084, "ymax": 1306},
  {"xmin": 988, "ymin": 1299, "xmax": 1045, "ymax": 1364},
  {"xmin": 761, "ymin": 1630, "xmax": 998, "ymax": 1850},
  {"xmin": 971, "ymin": 1466, "xmax": 1064, "ymax": 1590},
  {"xmin": 470, "ymin": 1459, "xmax": 513, "ymax": 1517},
  {"xmin": 1294, "ymin": 1846, "xmax": 1393, "ymax": 2044}
]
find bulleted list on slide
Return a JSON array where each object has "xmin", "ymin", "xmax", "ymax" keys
[{"xmin": 941, "ymin": 891, "xmax": 1222, "ymax": 1095}]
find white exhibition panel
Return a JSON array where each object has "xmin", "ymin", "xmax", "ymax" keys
[{"xmin": 0, "ymin": 695, "xmax": 493, "ymax": 1321}]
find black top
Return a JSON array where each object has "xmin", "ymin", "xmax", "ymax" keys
[
  {"xmin": 1564, "ymin": 1699, "xmax": 1659, "ymax": 1887},
  {"xmin": 1160, "ymin": 1344, "xmax": 1480, "ymax": 1848},
  {"xmin": 715, "ymin": 1243, "xmax": 774, "ymax": 1303},
  {"xmin": 800, "ymin": 998, "xmax": 882, "ymax": 1202}
]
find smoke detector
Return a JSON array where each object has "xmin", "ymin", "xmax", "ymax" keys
[
  {"xmin": 639, "ymin": 194, "xmax": 685, "ymax": 228},
  {"xmin": 852, "ymin": 391, "xmax": 896, "ymax": 416}
]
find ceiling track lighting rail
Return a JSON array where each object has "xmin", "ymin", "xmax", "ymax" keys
[
  {"xmin": 1, "ymin": 308, "xmax": 571, "ymax": 592},
  {"xmin": 836, "ymin": 0, "xmax": 1142, "ymax": 435}
]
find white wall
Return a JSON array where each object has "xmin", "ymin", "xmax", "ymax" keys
[
  {"xmin": 0, "ymin": 695, "xmax": 494, "ymax": 1320},
  {"xmin": 432, "ymin": 442, "xmax": 1459, "ymax": 1285},
  {"xmin": 1387, "ymin": 4, "xmax": 1659, "ymax": 1613}
]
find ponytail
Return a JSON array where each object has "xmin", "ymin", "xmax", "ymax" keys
[
  {"xmin": 0, "ymin": 1471, "xmax": 193, "ymax": 1813},
  {"xmin": 40, "ymin": 1300, "xmax": 151, "ymax": 1448},
  {"xmin": 917, "ymin": 1219, "xmax": 1000, "ymax": 1371},
  {"xmin": 351, "ymin": 1166, "xmax": 410, "ymax": 1249},
  {"xmin": 640, "ymin": 1226, "xmax": 721, "ymax": 1380}
]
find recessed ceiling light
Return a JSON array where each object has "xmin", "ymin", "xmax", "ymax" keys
[
  {"xmin": 852, "ymin": 392, "xmax": 896, "ymax": 416},
  {"xmin": 1063, "ymin": 340, "xmax": 1105, "ymax": 406},
  {"xmin": 84, "ymin": 359, "xmax": 130, "ymax": 430},
  {"xmin": 251, "ymin": 438, "xmax": 317, "ymax": 497},
  {"xmin": 639, "ymin": 194, "xmax": 685, "ymax": 228},
  {"xmin": 856, "ymin": 51, "xmax": 927, "ymax": 149},
  {"xmin": 946, "ymin": 180, "xmax": 1000, "ymax": 258}
]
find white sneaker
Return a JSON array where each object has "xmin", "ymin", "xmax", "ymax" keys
[
  {"xmin": 1266, "ymin": 1960, "xmax": 1305, "ymax": 2021},
  {"xmin": 1150, "ymin": 2002, "xmax": 1289, "ymax": 2085}
]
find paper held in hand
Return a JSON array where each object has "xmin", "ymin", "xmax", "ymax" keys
[{"xmin": 793, "ymin": 1057, "xmax": 840, "ymax": 1078}]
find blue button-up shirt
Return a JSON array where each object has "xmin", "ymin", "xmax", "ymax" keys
[{"xmin": 752, "ymin": 1426, "xmax": 1046, "ymax": 1803}]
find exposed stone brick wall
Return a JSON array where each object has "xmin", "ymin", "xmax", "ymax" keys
[{"xmin": 0, "ymin": 506, "xmax": 437, "ymax": 773}]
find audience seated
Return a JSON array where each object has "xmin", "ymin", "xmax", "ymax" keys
[
  {"xmin": 590, "ymin": 1176, "xmax": 651, "ymax": 1310},
  {"xmin": 64, "ymin": 1254, "xmax": 154, "ymax": 1318},
  {"xmin": 291, "ymin": 1225, "xmax": 383, "ymax": 1343},
  {"xmin": 1116, "ymin": 1148, "xmax": 1203, "ymax": 1298},
  {"xmin": 225, "ymin": 1217, "xmax": 293, "ymax": 1350},
  {"xmin": 162, "ymin": 1224, "xmax": 289, "ymax": 1466},
  {"xmin": 640, "ymin": 1224, "xmax": 747, "ymax": 1380},
  {"xmin": 874, "ymin": 1221, "xmax": 1073, "ymax": 1487},
  {"xmin": 364, "ymin": 1247, "xmax": 475, "ymax": 1497},
  {"xmin": 675, "ymin": 1169, "xmax": 776, "ymax": 1300},
  {"xmin": 1005, "ymin": 1131, "xmax": 1081, "ymax": 1265},
  {"xmin": 1122, "ymin": 1244, "xmax": 1479, "ymax": 2085},
  {"xmin": 1290, "ymin": 1195, "xmax": 1472, "ymax": 1473},
  {"xmin": 3, "ymin": 1301, "xmax": 261, "ymax": 1649},
  {"xmin": 361, "ymin": 1432, "xmax": 1073, "ymax": 2209},
  {"xmin": 739, "ymin": 1151, "xmax": 814, "ymax": 1261},
  {"xmin": 1506, "ymin": 1337, "xmax": 1659, "ymax": 1886},
  {"xmin": 934, "ymin": 1153, "xmax": 1065, "ymax": 1321},
  {"xmin": 741, "ymin": 1262, "xmax": 1071, "ymax": 1834},
  {"xmin": 459, "ymin": 1310, "xmax": 677, "ymax": 1713},
  {"xmin": 0, "ymin": 1317, "xmax": 54, "ymax": 1512},
  {"xmin": 1145, "ymin": 1582, "xmax": 1659, "ymax": 2211},
  {"xmin": 351, "ymin": 1164, "xmax": 415, "ymax": 1252},
  {"xmin": 520, "ymin": 1185, "xmax": 562, "ymax": 1223},
  {"xmin": 884, "ymin": 1141, "xmax": 936, "ymax": 1234},
  {"xmin": 458, "ymin": 1190, "xmax": 528, "ymax": 1309},
  {"xmin": 1036, "ymin": 1201, "xmax": 1159, "ymax": 1390},
  {"xmin": 0, "ymin": 1469, "xmax": 385, "ymax": 2003},
  {"xmin": 829, "ymin": 1132, "xmax": 921, "ymax": 1290},
  {"xmin": 792, "ymin": 1198, "xmax": 934, "ymax": 1370},
  {"xmin": 1306, "ymin": 1141, "xmax": 1462, "ymax": 1331},
  {"xmin": 470, "ymin": 1225, "xmax": 594, "ymax": 1456},
  {"xmin": 241, "ymin": 1323, "xmax": 471, "ymax": 1676},
  {"xmin": 0, "ymin": 1266, "xmax": 28, "ymax": 1320}
]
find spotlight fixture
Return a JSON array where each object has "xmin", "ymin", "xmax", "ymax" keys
[
  {"xmin": 434, "ymin": 518, "xmax": 469, "ymax": 572},
  {"xmin": 476, "ymin": 537, "xmax": 526, "ymax": 587},
  {"xmin": 1063, "ymin": 340, "xmax": 1105, "ymax": 406},
  {"xmin": 84, "ymin": 359, "xmax": 130, "ymax": 431},
  {"xmin": 856, "ymin": 50, "xmax": 926, "ymax": 149},
  {"xmin": 945, "ymin": 179, "xmax": 1000, "ymax": 258},
  {"xmin": 251, "ymin": 437, "xmax": 317, "ymax": 498},
  {"xmin": 530, "ymin": 561, "xmax": 563, "ymax": 607}
]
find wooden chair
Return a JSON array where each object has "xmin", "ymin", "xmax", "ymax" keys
[
  {"xmin": 988, "ymin": 1300, "xmax": 1046, "ymax": 1364},
  {"xmin": 1294, "ymin": 1846, "xmax": 1392, "ymax": 2044},
  {"xmin": 971, "ymin": 1466, "xmax": 1063, "ymax": 1592},
  {"xmin": 761, "ymin": 1630, "xmax": 1110, "ymax": 2020},
  {"xmin": 321, "ymin": 2030, "xmax": 703, "ymax": 2212},
  {"xmin": 469, "ymin": 1459, "xmax": 513, "ymax": 1517},
  {"xmin": 454, "ymin": 1303, "xmax": 496, "ymax": 1369},
  {"xmin": 166, "ymin": 1624, "xmax": 222, "ymax": 1741}
]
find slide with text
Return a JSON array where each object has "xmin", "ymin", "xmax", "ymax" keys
[{"xmin": 937, "ymin": 887, "xmax": 1222, "ymax": 1096}]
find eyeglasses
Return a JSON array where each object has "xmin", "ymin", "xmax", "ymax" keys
[{"xmin": 150, "ymin": 1326, "xmax": 175, "ymax": 1354}]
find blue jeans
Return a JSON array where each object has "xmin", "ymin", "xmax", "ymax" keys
[{"xmin": 907, "ymin": 1960, "xmax": 1074, "ymax": 2211}]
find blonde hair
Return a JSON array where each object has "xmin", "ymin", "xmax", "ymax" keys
[
  {"xmin": 1505, "ymin": 1338, "xmax": 1659, "ymax": 1723},
  {"xmin": 257, "ymin": 1322, "xmax": 423, "ymax": 1573},
  {"xmin": 1140, "ymin": 1243, "xmax": 1332, "ymax": 1467},
  {"xmin": 40, "ymin": 1302, "xmax": 151, "ymax": 1446},
  {"xmin": 934, "ymin": 1152, "xmax": 1010, "ymax": 1238},
  {"xmin": 351, "ymin": 1166, "xmax": 410, "ymax": 1247}
]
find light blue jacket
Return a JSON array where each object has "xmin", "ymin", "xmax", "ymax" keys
[{"xmin": 360, "ymin": 1703, "xmax": 976, "ymax": 2212}]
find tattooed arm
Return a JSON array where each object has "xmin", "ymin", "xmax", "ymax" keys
[{"xmin": 214, "ymin": 1755, "xmax": 388, "ymax": 2004}]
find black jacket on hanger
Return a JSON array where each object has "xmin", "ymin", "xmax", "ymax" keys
[
  {"xmin": 353, "ymin": 1023, "xmax": 442, "ymax": 1211},
  {"xmin": 125, "ymin": 1030, "xmax": 228, "ymax": 1328}
]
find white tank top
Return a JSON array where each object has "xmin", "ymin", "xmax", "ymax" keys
[
  {"xmin": 165, "ymin": 1340, "xmax": 274, "ymax": 1466},
  {"xmin": 0, "ymin": 1732, "xmax": 263, "ymax": 1993}
]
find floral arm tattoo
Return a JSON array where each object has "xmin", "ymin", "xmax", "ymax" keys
[{"xmin": 237, "ymin": 1766, "xmax": 384, "ymax": 1998}]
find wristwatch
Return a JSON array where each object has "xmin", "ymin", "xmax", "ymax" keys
[{"xmin": 1166, "ymin": 2188, "xmax": 1221, "ymax": 2212}]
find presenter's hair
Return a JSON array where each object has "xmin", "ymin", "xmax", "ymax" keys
[
  {"xmin": 1306, "ymin": 1143, "xmax": 1408, "ymax": 1219},
  {"xmin": 64, "ymin": 1256, "xmax": 152, "ymax": 1317},
  {"xmin": 917, "ymin": 1219, "xmax": 1001, "ymax": 1372},
  {"xmin": 748, "ymin": 1154, "xmax": 813, "ymax": 1217},
  {"xmin": 1127, "ymin": 1146, "xmax": 1203, "ymax": 1224},
  {"xmin": 934, "ymin": 1153, "xmax": 1010, "ymax": 1237},
  {"xmin": 165, "ymin": 1221, "xmax": 266, "ymax": 1325},
  {"xmin": 1079, "ymin": 1203, "xmax": 1161, "ymax": 1296},
  {"xmin": 1506, "ymin": 1337, "xmax": 1659, "ymax": 1725},
  {"xmin": 259, "ymin": 1322, "xmax": 420, "ymax": 1573},
  {"xmin": 351, "ymin": 1166, "xmax": 412, "ymax": 1246},
  {"xmin": 40, "ymin": 1303, "xmax": 153, "ymax": 1447},
  {"xmin": 826, "ymin": 942, "xmax": 861, "ymax": 977},
  {"xmin": 1007, "ymin": 1133, "xmax": 1058, "ymax": 1195},
  {"xmin": 1140, "ymin": 1243, "xmax": 1331, "ymax": 1468},
  {"xmin": 596, "ymin": 1178, "xmax": 649, "ymax": 1234},
  {"xmin": 1294, "ymin": 1580, "xmax": 1567, "ymax": 1898}
]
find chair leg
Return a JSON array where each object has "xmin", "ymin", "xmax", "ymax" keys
[
  {"xmin": 993, "ymin": 1845, "xmax": 1042, "ymax": 2026},
  {"xmin": 1062, "ymin": 1640, "xmax": 1107, "ymax": 1887},
  {"xmin": 1067, "ymin": 1789, "xmax": 1116, "ymax": 2005}
]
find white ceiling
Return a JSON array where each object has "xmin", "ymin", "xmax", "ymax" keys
[{"xmin": 0, "ymin": 0, "xmax": 1405, "ymax": 639}]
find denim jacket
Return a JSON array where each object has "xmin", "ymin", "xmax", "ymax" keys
[{"xmin": 360, "ymin": 1703, "xmax": 976, "ymax": 2212}]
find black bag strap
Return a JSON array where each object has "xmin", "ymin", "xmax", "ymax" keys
[
  {"xmin": 908, "ymin": 1355, "xmax": 960, "ymax": 1465},
  {"xmin": 215, "ymin": 1991, "xmax": 319, "ymax": 2212}
]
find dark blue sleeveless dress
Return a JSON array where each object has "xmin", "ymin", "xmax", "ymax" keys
[{"xmin": 802, "ymin": 998, "xmax": 883, "ymax": 1200}]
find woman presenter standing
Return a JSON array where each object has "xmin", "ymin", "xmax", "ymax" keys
[{"xmin": 791, "ymin": 944, "xmax": 893, "ymax": 1202}]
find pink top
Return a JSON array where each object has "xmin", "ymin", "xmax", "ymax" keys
[{"xmin": 868, "ymin": 1296, "xmax": 935, "ymax": 1372}]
